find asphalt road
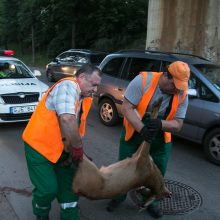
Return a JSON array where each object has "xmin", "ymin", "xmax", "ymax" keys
[{"xmin": 0, "ymin": 68, "xmax": 219, "ymax": 220}]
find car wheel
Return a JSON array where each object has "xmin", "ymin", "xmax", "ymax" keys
[
  {"xmin": 203, "ymin": 128, "xmax": 220, "ymax": 165},
  {"xmin": 98, "ymin": 98, "xmax": 119, "ymax": 126},
  {"xmin": 46, "ymin": 70, "xmax": 55, "ymax": 82}
]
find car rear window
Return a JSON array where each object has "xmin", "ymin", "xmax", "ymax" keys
[
  {"xmin": 195, "ymin": 64, "xmax": 220, "ymax": 91},
  {"xmin": 122, "ymin": 58, "xmax": 162, "ymax": 81}
]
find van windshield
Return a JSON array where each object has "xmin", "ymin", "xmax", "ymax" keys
[
  {"xmin": 0, "ymin": 60, "xmax": 33, "ymax": 79},
  {"xmin": 194, "ymin": 64, "xmax": 220, "ymax": 91}
]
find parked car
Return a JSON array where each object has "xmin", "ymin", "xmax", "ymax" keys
[
  {"xmin": 46, "ymin": 49, "xmax": 108, "ymax": 82},
  {"xmin": 0, "ymin": 51, "xmax": 49, "ymax": 123},
  {"xmin": 93, "ymin": 50, "xmax": 220, "ymax": 165}
]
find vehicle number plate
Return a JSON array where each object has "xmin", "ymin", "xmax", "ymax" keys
[{"xmin": 10, "ymin": 105, "xmax": 36, "ymax": 114}]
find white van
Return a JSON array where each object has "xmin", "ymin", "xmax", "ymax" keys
[{"xmin": 0, "ymin": 56, "xmax": 49, "ymax": 123}]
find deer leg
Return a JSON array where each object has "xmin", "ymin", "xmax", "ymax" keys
[{"xmin": 138, "ymin": 195, "xmax": 156, "ymax": 212}]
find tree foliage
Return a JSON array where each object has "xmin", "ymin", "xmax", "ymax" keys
[{"xmin": 0, "ymin": 0, "xmax": 148, "ymax": 58}]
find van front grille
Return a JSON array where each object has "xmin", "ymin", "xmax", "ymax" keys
[{"xmin": 1, "ymin": 93, "xmax": 39, "ymax": 104}]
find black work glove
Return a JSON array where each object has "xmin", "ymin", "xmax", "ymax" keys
[{"xmin": 139, "ymin": 119, "xmax": 162, "ymax": 143}]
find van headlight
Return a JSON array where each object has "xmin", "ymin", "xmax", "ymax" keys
[{"xmin": 42, "ymin": 91, "xmax": 47, "ymax": 98}]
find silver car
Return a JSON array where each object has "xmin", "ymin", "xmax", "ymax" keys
[{"xmin": 94, "ymin": 50, "xmax": 220, "ymax": 165}]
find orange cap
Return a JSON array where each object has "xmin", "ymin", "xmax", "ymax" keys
[{"xmin": 168, "ymin": 61, "xmax": 190, "ymax": 90}]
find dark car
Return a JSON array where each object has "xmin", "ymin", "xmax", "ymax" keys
[
  {"xmin": 46, "ymin": 49, "xmax": 108, "ymax": 82},
  {"xmin": 93, "ymin": 50, "xmax": 220, "ymax": 165}
]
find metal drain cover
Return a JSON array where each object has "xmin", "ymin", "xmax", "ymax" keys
[{"xmin": 129, "ymin": 179, "xmax": 203, "ymax": 215}]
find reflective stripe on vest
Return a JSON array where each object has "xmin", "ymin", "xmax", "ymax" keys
[
  {"xmin": 22, "ymin": 77, "xmax": 92, "ymax": 163},
  {"xmin": 124, "ymin": 72, "xmax": 187, "ymax": 143}
]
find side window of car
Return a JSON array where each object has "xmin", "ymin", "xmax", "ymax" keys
[
  {"xmin": 189, "ymin": 74, "xmax": 218, "ymax": 102},
  {"xmin": 102, "ymin": 58, "xmax": 124, "ymax": 77},
  {"xmin": 200, "ymin": 83, "xmax": 218, "ymax": 102},
  {"xmin": 122, "ymin": 58, "xmax": 161, "ymax": 81},
  {"xmin": 161, "ymin": 61, "xmax": 171, "ymax": 71}
]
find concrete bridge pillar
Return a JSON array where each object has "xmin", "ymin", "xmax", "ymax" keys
[{"xmin": 146, "ymin": 0, "xmax": 220, "ymax": 63}]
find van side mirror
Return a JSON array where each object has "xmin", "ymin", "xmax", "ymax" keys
[
  {"xmin": 187, "ymin": 89, "xmax": 198, "ymax": 98},
  {"xmin": 33, "ymin": 70, "xmax": 41, "ymax": 76}
]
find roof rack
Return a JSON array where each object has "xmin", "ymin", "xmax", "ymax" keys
[
  {"xmin": 117, "ymin": 49, "xmax": 149, "ymax": 53},
  {"xmin": 116, "ymin": 49, "xmax": 179, "ymax": 60},
  {"xmin": 67, "ymin": 49, "xmax": 109, "ymax": 54},
  {"xmin": 116, "ymin": 49, "xmax": 209, "ymax": 61},
  {"xmin": 68, "ymin": 49, "xmax": 92, "ymax": 53},
  {"xmin": 166, "ymin": 52, "xmax": 209, "ymax": 61}
]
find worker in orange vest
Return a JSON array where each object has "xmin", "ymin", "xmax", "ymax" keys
[
  {"xmin": 22, "ymin": 64, "xmax": 102, "ymax": 220},
  {"xmin": 106, "ymin": 61, "xmax": 190, "ymax": 218}
]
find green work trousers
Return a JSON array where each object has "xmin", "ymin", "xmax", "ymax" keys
[
  {"xmin": 115, "ymin": 115, "xmax": 172, "ymax": 203},
  {"xmin": 24, "ymin": 142, "xmax": 80, "ymax": 220}
]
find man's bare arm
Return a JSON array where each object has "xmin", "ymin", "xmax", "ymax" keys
[
  {"xmin": 161, "ymin": 118, "xmax": 183, "ymax": 132},
  {"xmin": 58, "ymin": 113, "xmax": 83, "ymax": 152}
]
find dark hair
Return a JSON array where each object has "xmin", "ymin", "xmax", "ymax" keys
[{"xmin": 75, "ymin": 64, "xmax": 102, "ymax": 77}]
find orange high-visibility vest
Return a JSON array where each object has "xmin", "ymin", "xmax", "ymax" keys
[
  {"xmin": 124, "ymin": 72, "xmax": 187, "ymax": 143},
  {"xmin": 22, "ymin": 77, "xmax": 92, "ymax": 163}
]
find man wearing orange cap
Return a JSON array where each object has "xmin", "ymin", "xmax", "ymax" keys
[{"xmin": 106, "ymin": 61, "xmax": 190, "ymax": 218}]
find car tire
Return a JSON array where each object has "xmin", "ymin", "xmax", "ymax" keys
[
  {"xmin": 98, "ymin": 98, "xmax": 119, "ymax": 126},
  {"xmin": 203, "ymin": 128, "xmax": 220, "ymax": 165},
  {"xmin": 46, "ymin": 70, "xmax": 55, "ymax": 82}
]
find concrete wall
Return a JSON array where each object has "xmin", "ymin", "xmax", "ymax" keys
[{"xmin": 146, "ymin": 0, "xmax": 220, "ymax": 63}]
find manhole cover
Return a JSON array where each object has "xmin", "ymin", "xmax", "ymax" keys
[{"xmin": 129, "ymin": 179, "xmax": 203, "ymax": 215}]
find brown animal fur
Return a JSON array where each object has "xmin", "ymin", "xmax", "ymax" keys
[
  {"xmin": 72, "ymin": 141, "xmax": 171, "ymax": 200},
  {"xmin": 73, "ymin": 97, "xmax": 171, "ymax": 203}
]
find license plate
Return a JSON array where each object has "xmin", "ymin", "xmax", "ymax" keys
[{"xmin": 10, "ymin": 105, "xmax": 36, "ymax": 114}]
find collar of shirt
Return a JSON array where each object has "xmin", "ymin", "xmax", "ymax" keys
[{"xmin": 73, "ymin": 77, "xmax": 81, "ymax": 95}]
